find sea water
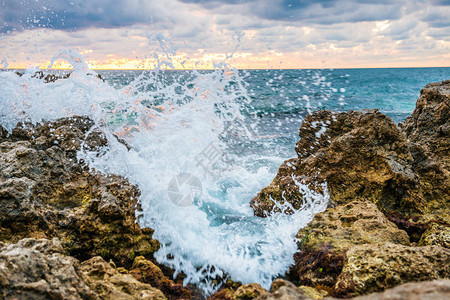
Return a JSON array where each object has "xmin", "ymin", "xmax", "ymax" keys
[{"xmin": 0, "ymin": 52, "xmax": 449, "ymax": 294}]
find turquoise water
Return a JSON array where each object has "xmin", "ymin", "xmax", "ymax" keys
[{"xmin": 99, "ymin": 67, "xmax": 450, "ymax": 159}]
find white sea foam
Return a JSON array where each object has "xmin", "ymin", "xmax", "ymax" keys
[{"xmin": 0, "ymin": 48, "xmax": 329, "ymax": 295}]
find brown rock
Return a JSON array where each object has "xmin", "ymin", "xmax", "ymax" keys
[
  {"xmin": 234, "ymin": 283, "xmax": 268, "ymax": 299},
  {"xmin": 130, "ymin": 256, "xmax": 191, "ymax": 299},
  {"xmin": 402, "ymin": 80, "xmax": 450, "ymax": 171},
  {"xmin": 256, "ymin": 279, "xmax": 321, "ymax": 300},
  {"xmin": 400, "ymin": 80, "xmax": 450, "ymax": 214},
  {"xmin": 81, "ymin": 256, "xmax": 167, "ymax": 300},
  {"xmin": 0, "ymin": 238, "xmax": 96, "ymax": 299},
  {"xmin": 0, "ymin": 116, "xmax": 158, "ymax": 268},
  {"xmin": 257, "ymin": 279, "xmax": 450, "ymax": 300},
  {"xmin": 251, "ymin": 109, "xmax": 423, "ymax": 217},
  {"xmin": 288, "ymin": 201, "xmax": 409, "ymax": 289},
  {"xmin": 334, "ymin": 243, "xmax": 450, "ymax": 297},
  {"xmin": 0, "ymin": 237, "xmax": 167, "ymax": 300},
  {"xmin": 418, "ymin": 223, "xmax": 450, "ymax": 248},
  {"xmin": 208, "ymin": 283, "xmax": 267, "ymax": 300},
  {"xmin": 347, "ymin": 279, "xmax": 450, "ymax": 300}
]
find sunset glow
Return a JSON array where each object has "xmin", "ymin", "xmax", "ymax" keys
[{"xmin": 1, "ymin": 1, "xmax": 449, "ymax": 70}]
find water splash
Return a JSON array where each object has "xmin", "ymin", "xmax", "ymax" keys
[{"xmin": 0, "ymin": 45, "xmax": 330, "ymax": 295}]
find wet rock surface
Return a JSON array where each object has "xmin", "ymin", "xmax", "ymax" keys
[
  {"xmin": 251, "ymin": 109, "xmax": 423, "ymax": 217},
  {"xmin": 288, "ymin": 201, "xmax": 410, "ymax": 290},
  {"xmin": 334, "ymin": 243, "xmax": 450, "ymax": 297},
  {"xmin": 0, "ymin": 116, "xmax": 181, "ymax": 299},
  {"xmin": 0, "ymin": 238, "xmax": 167, "ymax": 299},
  {"xmin": 81, "ymin": 256, "xmax": 167, "ymax": 300},
  {"xmin": 0, "ymin": 238, "xmax": 95, "ymax": 299},
  {"xmin": 0, "ymin": 116, "xmax": 158, "ymax": 267},
  {"xmin": 129, "ymin": 256, "xmax": 192, "ymax": 300},
  {"xmin": 249, "ymin": 80, "xmax": 450, "ymax": 298},
  {"xmin": 252, "ymin": 81, "xmax": 450, "ymax": 218},
  {"xmin": 208, "ymin": 282, "xmax": 268, "ymax": 300},
  {"xmin": 256, "ymin": 279, "xmax": 450, "ymax": 300}
]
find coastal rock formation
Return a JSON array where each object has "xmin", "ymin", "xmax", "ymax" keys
[
  {"xmin": 208, "ymin": 283, "xmax": 268, "ymax": 300},
  {"xmin": 343, "ymin": 279, "xmax": 450, "ymax": 300},
  {"xmin": 129, "ymin": 256, "xmax": 192, "ymax": 300},
  {"xmin": 334, "ymin": 243, "xmax": 450, "ymax": 297},
  {"xmin": 81, "ymin": 256, "xmax": 167, "ymax": 300},
  {"xmin": 0, "ymin": 238, "xmax": 95, "ymax": 299},
  {"xmin": 251, "ymin": 80, "xmax": 450, "ymax": 297},
  {"xmin": 251, "ymin": 81, "xmax": 450, "ymax": 218},
  {"xmin": 288, "ymin": 201, "xmax": 410, "ymax": 289},
  {"xmin": 256, "ymin": 279, "xmax": 450, "ymax": 300},
  {"xmin": 256, "ymin": 279, "xmax": 324, "ymax": 300},
  {"xmin": 250, "ymin": 109, "xmax": 422, "ymax": 217},
  {"xmin": 418, "ymin": 223, "xmax": 450, "ymax": 248},
  {"xmin": 0, "ymin": 237, "xmax": 166, "ymax": 299},
  {"xmin": 402, "ymin": 80, "xmax": 450, "ymax": 172},
  {"xmin": 0, "ymin": 116, "xmax": 158, "ymax": 267}
]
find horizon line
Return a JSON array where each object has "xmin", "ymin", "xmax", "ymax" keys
[{"xmin": 5, "ymin": 65, "xmax": 450, "ymax": 71}]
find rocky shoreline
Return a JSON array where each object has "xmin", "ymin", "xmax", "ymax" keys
[{"xmin": 0, "ymin": 80, "xmax": 449, "ymax": 299}]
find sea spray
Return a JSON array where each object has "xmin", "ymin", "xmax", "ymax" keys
[{"xmin": 0, "ymin": 46, "xmax": 330, "ymax": 295}]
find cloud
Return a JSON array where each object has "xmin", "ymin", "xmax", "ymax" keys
[
  {"xmin": 0, "ymin": 0, "xmax": 161, "ymax": 32},
  {"xmin": 0, "ymin": 0, "xmax": 442, "ymax": 33},
  {"xmin": 179, "ymin": 0, "xmax": 405, "ymax": 24},
  {"xmin": 1, "ymin": 0, "xmax": 448, "ymax": 68}
]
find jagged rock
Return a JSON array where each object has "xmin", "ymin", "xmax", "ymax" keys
[
  {"xmin": 256, "ymin": 279, "xmax": 322, "ymax": 300},
  {"xmin": 334, "ymin": 243, "xmax": 450, "ymax": 297},
  {"xmin": 209, "ymin": 283, "xmax": 268, "ymax": 300},
  {"xmin": 81, "ymin": 256, "xmax": 167, "ymax": 300},
  {"xmin": 251, "ymin": 80, "xmax": 450, "ymax": 298},
  {"xmin": 288, "ymin": 201, "xmax": 410, "ymax": 289},
  {"xmin": 346, "ymin": 279, "xmax": 450, "ymax": 300},
  {"xmin": 402, "ymin": 80, "xmax": 450, "ymax": 171},
  {"xmin": 0, "ymin": 238, "xmax": 95, "ymax": 299},
  {"xmin": 400, "ymin": 80, "xmax": 450, "ymax": 217},
  {"xmin": 252, "ymin": 81, "xmax": 450, "ymax": 218},
  {"xmin": 0, "ymin": 116, "xmax": 158, "ymax": 267},
  {"xmin": 0, "ymin": 238, "xmax": 166, "ymax": 299},
  {"xmin": 251, "ymin": 109, "xmax": 423, "ymax": 217},
  {"xmin": 418, "ymin": 223, "xmax": 450, "ymax": 248},
  {"xmin": 257, "ymin": 279, "xmax": 450, "ymax": 300},
  {"xmin": 130, "ymin": 256, "xmax": 191, "ymax": 300},
  {"xmin": 234, "ymin": 283, "xmax": 268, "ymax": 299}
]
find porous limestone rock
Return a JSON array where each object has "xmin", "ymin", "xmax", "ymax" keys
[
  {"xmin": 251, "ymin": 109, "xmax": 422, "ymax": 217},
  {"xmin": 334, "ymin": 243, "xmax": 450, "ymax": 297},
  {"xmin": 252, "ymin": 81, "xmax": 450, "ymax": 218},
  {"xmin": 208, "ymin": 283, "xmax": 268, "ymax": 300},
  {"xmin": 130, "ymin": 256, "xmax": 191, "ymax": 300},
  {"xmin": 256, "ymin": 279, "xmax": 323, "ymax": 300},
  {"xmin": 256, "ymin": 279, "xmax": 450, "ymax": 300},
  {"xmin": 0, "ymin": 116, "xmax": 158, "ymax": 267},
  {"xmin": 289, "ymin": 201, "xmax": 410, "ymax": 289},
  {"xmin": 0, "ymin": 237, "xmax": 167, "ymax": 300},
  {"xmin": 0, "ymin": 238, "xmax": 95, "ymax": 299},
  {"xmin": 347, "ymin": 279, "xmax": 450, "ymax": 300},
  {"xmin": 81, "ymin": 256, "xmax": 167, "ymax": 300},
  {"xmin": 418, "ymin": 223, "xmax": 450, "ymax": 248}
]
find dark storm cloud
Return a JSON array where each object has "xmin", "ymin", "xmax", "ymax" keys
[
  {"xmin": 179, "ymin": 0, "xmax": 404, "ymax": 23},
  {"xmin": 1, "ymin": 0, "xmax": 449, "ymax": 35},
  {"xmin": 0, "ymin": 0, "xmax": 155, "ymax": 33}
]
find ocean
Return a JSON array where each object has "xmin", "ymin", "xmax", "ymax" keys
[{"xmin": 1, "ymin": 64, "xmax": 449, "ymax": 294}]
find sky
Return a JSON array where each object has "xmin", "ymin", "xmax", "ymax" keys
[{"xmin": 0, "ymin": 0, "xmax": 449, "ymax": 69}]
